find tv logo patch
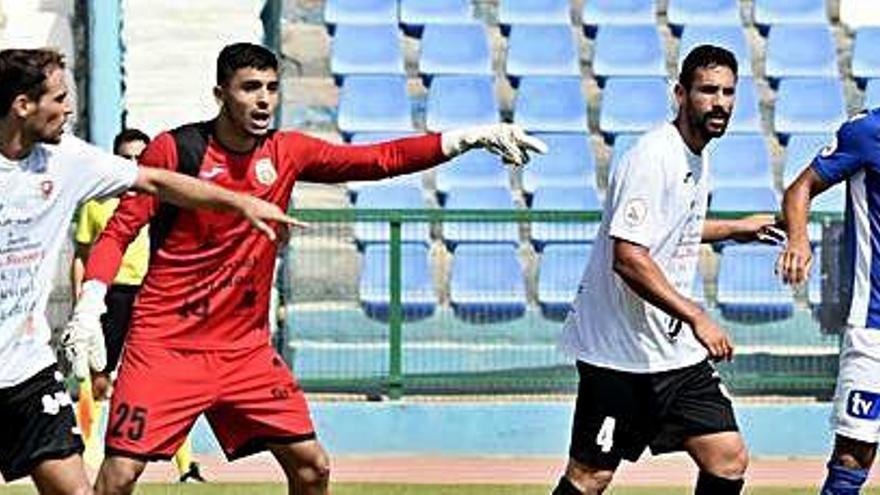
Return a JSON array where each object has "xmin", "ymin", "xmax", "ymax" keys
[{"xmin": 847, "ymin": 390, "xmax": 880, "ymax": 419}]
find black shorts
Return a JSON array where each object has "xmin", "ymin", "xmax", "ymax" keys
[
  {"xmin": 101, "ymin": 284, "xmax": 139, "ymax": 372},
  {"xmin": 0, "ymin": 365, "xmax": 84, "ymax": 481},
  {"xmin": 568, "ymin": 359, "xmax": 739, "ymax": 469}
]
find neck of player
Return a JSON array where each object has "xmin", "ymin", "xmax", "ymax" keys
[
  {"xmin": 0, "ymin": 120, "xmax": 33, "ymax": 161},
  {"xmin": 214, "ymin": 113, "xmax": 259, "ymax": 154},
  {"xmin": 673, "ymin": 114, "xmax": 708, "ymax": 156}
]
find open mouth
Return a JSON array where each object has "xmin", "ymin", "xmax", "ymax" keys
[{"xmin": 251, "ymin": 111, "xmax": 271, "ymax": 129}]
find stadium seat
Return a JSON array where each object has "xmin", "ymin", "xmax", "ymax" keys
[
  {"xmin": 667, "ymin": 0, "xmax": 741, "ymax": 34},
  {"xmin": 782, "ymin": 133, "xmax": 833, "ymax": 186},
  {"xmin": 506, "ymin": 25, "xmax": 581, "ymax": 85},
  {"xmin": 359, "ymin": 244, "xmax": 437, "ymax": 321},
  {"xmin": 678, "ymin": 25, "xmax": 752, "ymax": 77},
  {"xmin": 709, "ymin": 134, "xmax": 773, "ymax": 188},
  {"xmin": 337, "ymin": 75, "xmax": 413, "ymax": 139},
  {"xmin": 537, "ymin": 244, "xmax": 592, "ymax": 320},
  {"xmin": 774, "ymin": 78, "xmax": 846, "ymax": 141},
  {"xmin": 324, "ymin": 0, "xmax": 396, "ymax": 30},
  {"xmin": 400, "ymin": 0, "xmax": 473, "ymax": 36},
  {"xmin": 710, "ymin": 186, "xmax": 779, "ymax": 215},
  {"xmin": 581, "ymin": 0, "xmax": 656, "ymax": 37},
  {"xmin": 592, "ymin": 25, "xmax": 666, "ymax": 84},
  {"xmin": 513, "ymin": 77, "xmax": 588, "ymax": 133},
  {"xmin": 347, "ymin": 132, "xmax": 421, "ymax": 201},
  {"xmin": 435, "ymin": 150, "xmax": 509, "ymax": 203},
  {"xmin": 599, "ymin": 78, "xmax": 669, "ymax": 141},
  {"xmin": 727, "ymin": 78, "xmax": 762, "ymax": 134},
  {"xmin": 530, "ymin": 186, "xmax": 602, "ymax": 250},
  {"xmin": 866, "ymin": 78, "xmax": 880, "ymax": 108},
  {"xmin": 353, "ymin": 184, "xmax": 430, "ymax": 246},
  {"xmin": 449, "ymin": 244, "xmax": 527, "ymax": 322},
  {"xmin": 852, "ymin": 28, "xmax": 880, "ymax": 87},
  {"xmin": 690, "ymin": 268, "xmax": 706, "ymax": 307},
  {"xmin": 330, "ymin": 24, "xmax": 404, "ymax": 83},
  {"xmin": 716, "ymin": 244, "xmax": 794, "ymax": 322},
  {"xmin": 425, "ymin": 76, "xmax": 499, "ymax": 131},
  {"xmin": 608, "ymin": 133, "xmax": 642, "ymax": 180},
  {"xmin": 754, "ymin": 0, "xmax": 828, "ymax": 34},
  {"xmin": 765, "ymin": 25, "xmax": 838, "ymax": 85},
  {"xmin": 498, "ymin": 0, "xmax": 570, "ymax": 33},
  {"xmin": 522, "ymin": 133, "xmax": 596, "ymax": 196},
  {"xmin": 442, "ymin": 186, "xmax": 520, "ymax": 248},
  {"xmin": 841, "ymin": 0, "xmax": 880, "ymax": 29},
  {"xmin": 808, "ymin": 183, "xmax": 845, "ymax": 242},
  {"xmin": 419, "ymin": 23, "xmax": 493, "ymax": 81}
]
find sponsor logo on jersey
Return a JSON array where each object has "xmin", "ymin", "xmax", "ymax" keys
[
  {"xmin": 847, "ymin": 390, "xmax": 880, "ymax": 419},
  {"xmin": 199, "ymin": 164, "xmax": 225, "ymax": 180},
  {"xmin": 255, "ymin": 158, "xmax": 277, "ymax": 186},
  {"xmin": 820, "ymin": 136, "xmax": 838, "ymax": 158},
  {"xmin": 623, "ymin": 198, "xmax": 647, "ymax": 227}
]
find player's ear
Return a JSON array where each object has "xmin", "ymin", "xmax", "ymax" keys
[
  {"xmin": 10, "ymin": 93, "xmax": 35, "ymax": 119},
  {"xmin": 213, "ymin": 85, "xmax": 224, "ymax": 106},
  {"xmin": 673, "ymin": 82, "xmax": 687, "ymax": 108}
]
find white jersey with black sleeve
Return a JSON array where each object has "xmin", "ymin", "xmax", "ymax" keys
[{"xmin": 559, "ymin": 123, "xmax": 710, "ymax": 373}]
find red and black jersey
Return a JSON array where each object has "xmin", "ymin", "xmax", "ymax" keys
[{"xmin": 86, "ymin": 129, "xmax": 445, "ymax": 350}]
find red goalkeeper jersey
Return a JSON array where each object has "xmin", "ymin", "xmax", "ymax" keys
[{"xmin": 86, "ymin": 129, "xmax": 445, "ymax": 350}]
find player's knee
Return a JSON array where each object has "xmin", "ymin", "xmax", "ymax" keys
[
  {"xmin": 297, "ymin": 451, "xmax": 331, "ymax": 486},
  {"xmin": 723, "ymin": 441, "xmax": 749, "ymax": 478},
  {"xmin": 96, "ymin": 457, "xmax": 145, "ymax": 494},
  {"xmin": 564, "ymin": 460, "xmax": 615, "ymax": 494}
]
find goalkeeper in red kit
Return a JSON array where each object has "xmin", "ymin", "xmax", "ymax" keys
[{"xmin": 64, "ymin": 42, "xmax": 546, "ymax": 495}]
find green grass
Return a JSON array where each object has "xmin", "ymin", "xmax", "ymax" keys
[{"xmin": 2, "ymin": 484, "xmax": 880, "ymax": 495}]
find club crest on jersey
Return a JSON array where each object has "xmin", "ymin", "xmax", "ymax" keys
[
  {"xmin": 40, "ymin": 180, "xmax": 54, "ymax": 199},
  {"xmin": 847, "ymin": 390, "xmax": 880, "ymax": 420},
  {"xmin": 255, "ymin": 158, "xmax": 277, "ymax": 186}
]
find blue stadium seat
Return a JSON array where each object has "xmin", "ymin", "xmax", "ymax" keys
[
  {"xmin": 667, "ymin": 0, "xmax": 741, "ymax": 34},
  {"xmin": 450, "ymin": 244, "xmax": 527, "ymax": 322},
  {"xmin": 866, "ymin": 78, "xmax": 880, "ymax": 108},
  {"xmin": 727, "ymin": 77, "xmax": 762, "ymax": 133},
  {"xmin": 498, "ymin": 0, "xmax": 570, "ymax": 33},
  {"xmin": 346, "ymin": 132, "xmax": 422, "ymax": 201},
  {"xmin": 853, "ymin": 28, "xmax": 880, "ymax": 87},
  {"xmin": 608, "ymin": 133, "xmax": 642, "ymax": 180},
  {"xmin": 765, "ymin": 25, "xmax": 838, "ymax": 85},
  {"xmin": 717, "ymin": 244, "xmax": 794, "ymax": 322},
  {"xmin": 514, "ymin": 77, "xmax": 588, "ymax": 132},
  {"xmin": 353, "ymin": 184, "xmax": 430, "ymax": 246},
  {"xmin": 324, "ymin": 0, "xmax": 397, "ymax": 30},
  {"xmin": 582, "ymin": 0, "xmax": 656, "ymax": 37},
  {"xmin": 419, "ymin": 23, "xmax": 493, "ymax": 81},
  {"xmin": 425, "ymin": 76, "xmax": 498, "ymax": 131},
  {"xmin": 754, "ymin": 0, "xmax": 828, "ymax": 35},
  {"xmin": 443, "ymin": 186, "xmax": 520, "ymax": 248},
  {"xmin": 782, "ymin": 133, "xmax": 832, "ymax": 186},
  {"xmin": 400, "ymin": 0, "xmax": 473, "ymax": 36},
  {"xmin": 530, "ymin": 186, "xmax": 602, "ymax": 250},
  {"xmin": 592, "ymin": 25, "xmax": 666, "ymax": 84},
  {"xmin": 506, "ymin": 25, "xmax": 580, "ymax": 85},
  {"xmin": 599, "ymin": 78, "xmax": 669, "ymax": 141},
  {"xmin": 337, "ymin": 76, "xmax": 413, "ymax": 139},
  {"xmin": 435, "ymin": 150, "xmax": 509, "ymax": 203},
  {"xmin": 710, "ymin": 186, "xmax": 778, "ymax": 215},
  {"xmin": 522, "ymin": 133, "xmax": 596, "ymax": 196},
  {"xmin": 678, "ymin": 25, "xmax": 752, "ymax": 77},
  {"xmin": 774, "ymin": 78, "xmax": 846, "ymax": 141},
  {"xmin": 537, "ymin": 244, "xmax": 591, "ymax": 320},
  {"xmin": 709, "ymin": 134, "xmax": 773, "ymax": 188},
  {"xmin": 330, "ymin": 24, "xmax": 404, "ymax": 83},
  {"xmin": 360, "ymin": 244, "xmax": 437, "ymax": 321}
]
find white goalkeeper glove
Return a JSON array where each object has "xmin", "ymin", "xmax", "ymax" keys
[
  {"xmin": 441, "ymin": 123, "xmax": 548, "ymax": 166},
  {"xmin": 62, "ymin": 280, "xmax": 108, "ymax": 380}
]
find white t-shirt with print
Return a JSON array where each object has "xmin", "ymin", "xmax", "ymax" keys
[
  {"xmin": 559, "ymin": 123, "xmax": 710, "ymax": 373},
  {"xmin": 0, "ymin": 136, "xmax": 137, "ymax": 388}
]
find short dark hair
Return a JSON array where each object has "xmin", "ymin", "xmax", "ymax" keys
[
  {"xmin": 216, "ymin": 43, "xmax": 278, "ymax": 86},
  {"xmin": 0, "ymin": 48, "xmax": 66, "ymax": 116},
  {"xmin": 113, "ymin": 128, "xmax": 150, "ymax": 155},
  {"xmin": 679, "ymin": 45, "xmax": 738, "ymax": 90}
]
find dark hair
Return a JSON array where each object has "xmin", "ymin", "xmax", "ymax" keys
[
  {"xmin": 0, "ymin": 48, "xmax": 66, "ymax": 116},
  {"xmin": 113, "ymin": 128, "xmax": 150, "ymax": 155},
  {"xmin": 679, "ymin": 45, "xmax": 738, "ymax": 90},
  {"xmin": 216, "ymin": 43, "xmax": 278, "ymax": 86}
]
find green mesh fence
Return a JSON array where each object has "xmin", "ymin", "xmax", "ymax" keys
[{"xmin": 278, "ymin": 209, "xmax": 843, "ymax": 398}]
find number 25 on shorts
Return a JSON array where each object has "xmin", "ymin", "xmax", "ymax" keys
[{"xmin": 596, "ymin": 416, "xmax": 616, "ymax": 453}]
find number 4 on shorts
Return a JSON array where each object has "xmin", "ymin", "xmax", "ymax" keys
[{"xmin": 596, "ymin": 416, "xmax": 616, "ymax": 453}]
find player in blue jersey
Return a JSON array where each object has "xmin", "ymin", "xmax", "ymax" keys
[{"xmin": 779, "ymin": 109, "xmax": 880, "ymax": 494}]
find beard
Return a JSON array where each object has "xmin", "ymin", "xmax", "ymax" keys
[{"xmin": 694, "ymin": 108, "xmax": 730, "ymax": 139}]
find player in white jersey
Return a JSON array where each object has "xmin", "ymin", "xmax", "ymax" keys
[
  {"xmin": 778, "ymin": 108, "xmax": 880, "ymax": 493},
  {"xmin": 0, "ymin": 48, "xmax": 299, "ymax": 494},
  {"xmin": 552, "ymin": 45, "xmax": 781, "ymax": 495}
]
